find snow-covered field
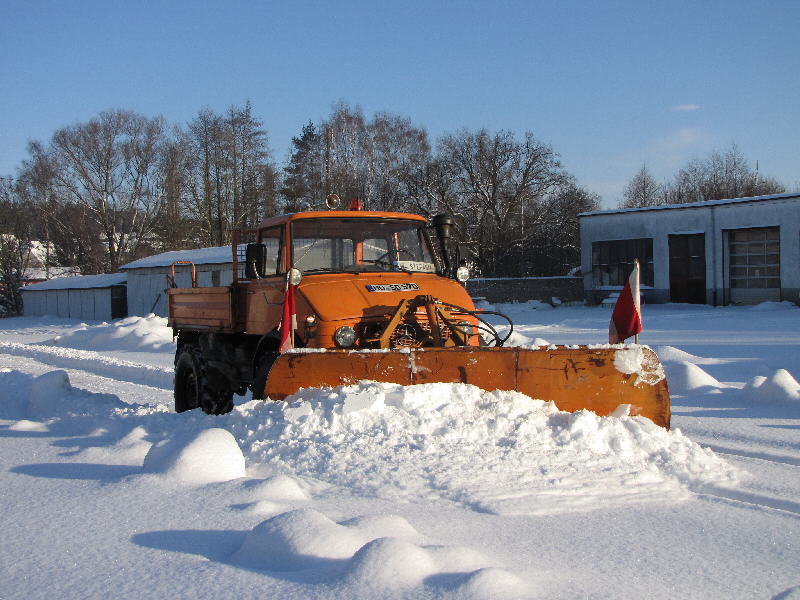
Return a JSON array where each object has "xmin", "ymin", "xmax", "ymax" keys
[{"xmin": 1, "ymin": 304, "xmax": 799, "ymax": 599}]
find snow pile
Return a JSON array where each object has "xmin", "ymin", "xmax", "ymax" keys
[
  {"xmin": 742, "ymin": 369, "xmax": 800, "ymax": 403},
  {"xmin": 236, "ymin": 382, "xmax": 736, "ymax": 515},
  {"xmin": 236, "ymin": 474, "xmax": 314, "ymax": 516},
  {"xmin": 340, "ymin": 537, "xmax": 525, "ymax": 597},
  {"xmin": 664, "ymin": 361, "xmax": 729, "ymax": 393},
  {"xmin": 230, "ymin": 508, "xmax": 528, "ymax": 596},
  {"xmin": 231, "ymin": 508, "xmax": 420, "ymax": 571},
  {"xmin": 26, "ymin": 369, "xmax": 72, "ymax": 414},
  {"xmin": 749, "ymin": 301, "xmax": 798, "ymax": 311},
  {"xmin": 655, "ymin": 345, "xmax": 725, "ymax": 365},
  {"xmin": 46, "ymin": 314, "xmax": 174, "ymax": 352},
  {"xmin": 25, "ymin": 369, "xmax": 127, "ymax": 417},
  {"xmin": 8, "ymin": 419, "xmax": 50, "ymax": 432},
  {"xmin": 143, "ymin": 428, "xmax": 246, "ymax": 485},
  {"xmin": 244, "ymin": 474, "xmax": 312, "ymax": 502}
]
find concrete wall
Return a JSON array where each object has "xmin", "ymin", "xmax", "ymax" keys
[
  {"xmin": 466, "ymin": 277, "xmax": 584, "ymax": 304},
  {"xmin": 580, "ymin": 196, "xmax": 800, "ymax": 305}
]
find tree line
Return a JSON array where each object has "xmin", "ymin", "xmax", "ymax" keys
[
  {"xmin": 0, "ymin": 101, "xmax": 599, "ymax": 314},
  {"xmin": 620, "ymin": 144, "xmax": 785, "ymax": 209},
  {"xmin": 1, "ymin": 101, "xmax": 788, "ymax": 315}
]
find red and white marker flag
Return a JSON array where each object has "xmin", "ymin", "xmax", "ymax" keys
[
  {"xmin": 278, "ymin": 278, "xmax": 297, "ymax": 353},
  {"xmin": 609, "ymin": 259, "xmax": 643, "ymax": 344}
]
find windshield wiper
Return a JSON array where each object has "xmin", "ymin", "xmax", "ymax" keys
[{"xmin": 361, "ymin": 258, "xmax": 413, "ymax": 273}]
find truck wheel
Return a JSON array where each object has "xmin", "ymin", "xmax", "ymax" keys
[
  {"xmin": 251, "ymin": 352, "xmax": 278, "ymax": 400},
  {"xmin": 175, "ymin": 345, "xmax": 234, "ymax": 415},
  {"xmin": 174, "ymin": 346, "xmax": 201, "ymax": 412},
  {"xmin": 199, "ymin": 371, "xmax": 234, "ymax": 415}
]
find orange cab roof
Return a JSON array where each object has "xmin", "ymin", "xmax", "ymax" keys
[{"xmin": 258, "ymin": 210, "xmax": 428, "ymax": 229}]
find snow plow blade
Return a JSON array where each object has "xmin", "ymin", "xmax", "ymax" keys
[{"xmin": 264, "ymin": 346, "xmax": 671, "ymax": 429}]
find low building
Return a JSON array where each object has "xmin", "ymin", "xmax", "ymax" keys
[
  {"xmin": 579, "ymin": 192, "xmax": 800, "ymax": 305},
  {"xmin": 21, "ymin": 273, "xmax": 128, "ymax": 320}
]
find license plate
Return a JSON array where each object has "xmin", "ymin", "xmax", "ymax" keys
[{"xmin": 366, "ymin": 283, "xmax": 420, "ymax": 292}]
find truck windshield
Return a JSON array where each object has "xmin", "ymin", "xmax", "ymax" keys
[{"xmin": 291, "ymin": 218, "xmax": 437, "ymax": 274}]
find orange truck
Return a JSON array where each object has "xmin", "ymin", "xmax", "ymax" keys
[{"xmin": 167, "ymin": 206, "xmax": 670, "ymax": 428}]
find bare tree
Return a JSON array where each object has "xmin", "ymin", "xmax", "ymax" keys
[
  {"xmin": 184, "ymin": 103, "xmax": 277, "ymax": 246},
  {"xmin": 282, "ymin": 104, "xmax": 430, "ymax": 212},
  {"xmin": 620, "ymin": 164, "xmax": 663, "ymax": 208},
  {"xmin": 525, "ymin": 181, "xmax": 599, "ymax": 275},
  {"xmin": 18, "ymin": 142, "xmax": 104, "ymax": 273},
  {"xmin": 665, "ymin": 144, "xmax": 784, "ymax": 204},
  {"xmin": 366, "ymin": 111, "xmax": 430, "ymax": 211},
  {"xmin": 22, "ymin": 110, "xmax": 170, "ymax": 272},
  {"xmin": 151, "ymin": 130, "xmax": 195, "ymax": 251},
  {"xmin": 438, "ymin": 129, "xmax": 568, "ymax": 276}
]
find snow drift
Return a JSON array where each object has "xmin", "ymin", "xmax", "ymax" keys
[
  {"xmin": 45, "ymin": 314, "xmax": 174, "ymax": 353},
  {"xmin": 232, "ymin": 381, "xmax": 737, "ymax": 515}
]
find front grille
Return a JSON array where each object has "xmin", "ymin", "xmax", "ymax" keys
[{"xmin": 358, "ymin": 316, "xmax": 451, "ymax": 348}]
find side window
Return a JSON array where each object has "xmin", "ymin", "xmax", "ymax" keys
[{"xmin": 260, "ymin": 227, "xmax": 283, "ymax": 276}]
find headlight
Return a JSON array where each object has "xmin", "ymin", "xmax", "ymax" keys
[
  {"xmin": 456, "ymin": 266, "xmax": 470, "ymax": 282},
  {"xmin": 288, "ymin": 267, "xmax": 303, "ymax": 285},
  {"xmin": 333, "ymin": 326, "xmax": 356, "ymax": 348}
]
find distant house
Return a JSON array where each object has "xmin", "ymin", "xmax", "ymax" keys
[
  {"xmin": 579, "ymin": 192, "xmax": 800, "ymax": 305},
  {"xmin": 120, "ymin": 245, "xmax": 239, "ymax": 317},
  {"xmin": 21, "ymin": 273, "xmax": 128, "ymax": 320}
]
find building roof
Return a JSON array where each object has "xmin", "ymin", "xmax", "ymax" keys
[
  {"xmin": 579, "ymin": 192, "xmax": 800, "ymax": 218},
  {"xmin": 120, "ymin": 245, "xmax": 238, "ymax": 270},
  {"xmin": 21, "ymin": 272, "xmax": 127, "ymax": 291}
]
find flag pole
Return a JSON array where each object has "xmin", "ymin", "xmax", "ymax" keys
[{"xmin": 633, "ymin": 258, "xmax": 640, "ymax": 344}]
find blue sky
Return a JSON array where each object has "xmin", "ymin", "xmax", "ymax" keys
[{"xmin": 2, "ymin": 1, "xmax": 798, "ymax": 207}]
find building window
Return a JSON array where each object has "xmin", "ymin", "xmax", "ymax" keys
[
  {"xmin": 592, "ymin": 239, "xmax": 654, "ymax": 286},
  {"xmin": 728, "ymin": 227, "xmax": 780, "ymax": 289}
]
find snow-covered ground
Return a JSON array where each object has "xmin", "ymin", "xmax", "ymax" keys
[{"xmin": 1, "ymin": 303, "xmax": 799, "ymax": 599}]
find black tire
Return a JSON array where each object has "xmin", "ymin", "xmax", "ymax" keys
[
  {"xmin": 174, "ymin": 345, "xmax": 201, "ymax": 413},
  {"xmin": 174, "ymin": 344, "xmax": 234, "ymax": 415},
  {"xmin": 251, "ymin": 351, "xmax": 278, "ymax": 400}
]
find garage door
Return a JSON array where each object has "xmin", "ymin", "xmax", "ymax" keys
[
  {"xmin": 728, "ymin": 227, "xmax": 780, "ymax": 304},
  {"xmin": 669, "ymin": 233, "xmax": 706, "ymax": 303}
]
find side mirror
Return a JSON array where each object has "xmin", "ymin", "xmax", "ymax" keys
[
  {"xmin": 432, "ymin": 214, "xmax": 454, "ymax": 240},
  {"xmin": 245, "ymin": 243, "xmax": 266, "ymax": 279},
  {"xmin": 432, "ymin": 214, "xmax": 455, "ymax": 276}
]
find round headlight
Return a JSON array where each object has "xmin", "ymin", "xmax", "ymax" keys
[
  {"xmin": 456, "ymin": 266, "xmax": 470, "ymax": 282},
  {"xmin": 288, "ymin": 268, "xmax": 303, "ymax": 285},
  {"xmin": 334, "ymin": 326, "xmax": 356, "ymax": 348}
]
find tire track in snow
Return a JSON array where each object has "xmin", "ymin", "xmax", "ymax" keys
[
  {"xmin": 0, "ymin": 341, "xmax": 173, "ymax": 390},
  {"xmin": 701, "ymin": 442, "xmax": 800, "ymax": 467},
  {"xmin": 698, "ymin": 485, "xmax": 800, "ymax": 518}
]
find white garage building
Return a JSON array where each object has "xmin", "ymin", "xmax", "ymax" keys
[
  {"xmin": 21, "ymin": 273, "xmax": 128, "ymax": 320},
  {"xmin": 579, "ymin": 192, "xmax": 800, "ymax": 306}
]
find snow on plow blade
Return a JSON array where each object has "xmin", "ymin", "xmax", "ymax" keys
[{"xmin": 264, "ymin": 346, "xmax": 671, "ymax": 429}]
